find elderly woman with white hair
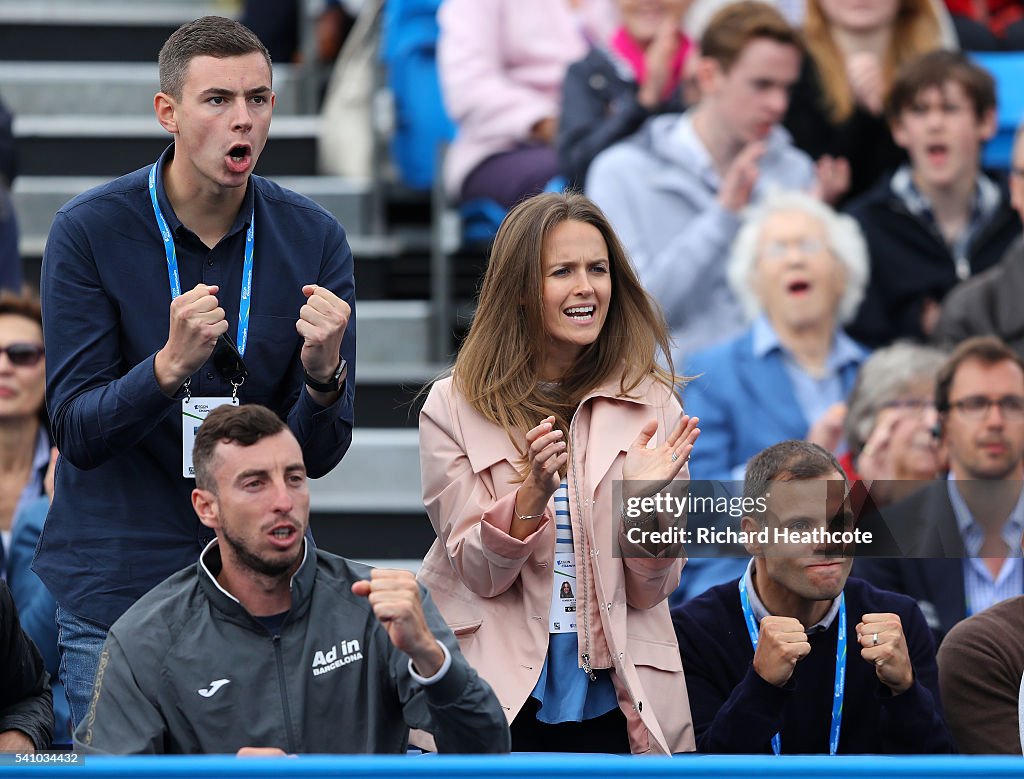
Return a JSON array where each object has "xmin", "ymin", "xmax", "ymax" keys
[{"xmin": 680, "ymin": 190, "xmax": 870, "ymax": 484}]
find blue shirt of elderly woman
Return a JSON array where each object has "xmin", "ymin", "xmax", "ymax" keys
[{"xmin": 680, "ymin": 190, "xmax": 871, "ymax": 486}]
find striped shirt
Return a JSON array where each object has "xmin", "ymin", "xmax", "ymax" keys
[
  {"xmin": 530, "ymin": 480, "xmax": 618, "ymax": 723},
  {"xmin": 554, "ymin": 481, "xmax": 573, "ymax": 553},
  {"xmin": 947, "ymin": 477, "xmax": 1024, "ymax": 617}
]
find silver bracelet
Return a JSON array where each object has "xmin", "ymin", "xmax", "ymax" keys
[
  {"xmin": 515, "ymin": 508, "xmax": 546, "ymax": 521},
  {"xmin": 621, "ymin": 504, "xmax": 657, "ymax": 529}
]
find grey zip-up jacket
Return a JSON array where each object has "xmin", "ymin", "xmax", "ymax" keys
[
  {"xmin": 74, "ymin": 543, "xmax": 510, "ymax": 754},
  {"xmin": 585, "ymin": 111, "xmax": 816, "ymax": 362}
]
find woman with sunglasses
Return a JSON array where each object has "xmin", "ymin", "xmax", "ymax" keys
[
  {"xmin": 0, "ymin": 291, "xmax": 48, "ymax": 549},
  {"xmin": 0, "ymin": 291, "xmax": 70, "ymax": 745}
]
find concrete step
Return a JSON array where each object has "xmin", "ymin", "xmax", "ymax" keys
[
  {"xmin": 309, "ymin": 427, "xmax": 420, "ymax": 514},
  {"xmin": 355, "ymin": 359, "xmax": 440, "ymax": 427},
  {"xmin": 0, "ymin": 62, "xmax": 303, "ymax": 116},
  {"xmin": 0, "ymin": 0, "xmax": 228, "ymax": 16},
  {"xmin": 13, "ymin": 173, "xmax": 373, "ymax": 247},
  {"xmin": 14, "ymin": 115, "xmax": 321, "ymax": 176},
  {"xmin": 11, "ymin": 173, "xmax": 468, "ymax": 309},
  {"xmin": 17, "ymin": 224, "xmax": 444, "ymax": 316},
  {"xmin": 310, "ymin": 511, "xmax": 433, "ymax": 565},
  {"xmin": 18, "ymin": 232, "xmax": 410, "ymax": 302},
  {"xmin": 355, "ymin": 301, "xmax": 433, "ymax": 366},
  {"xmin": 308, "ymin": 426, "xmax": 435, "ymax": 561},
  {"xmin": 0, "ymin": 2, "xmax": 236, "ymax": 62}
]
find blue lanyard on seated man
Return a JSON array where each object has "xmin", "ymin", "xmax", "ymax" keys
[{"xmin": 738, "ymin": 575, "xmax": 846, "ymax": 756}]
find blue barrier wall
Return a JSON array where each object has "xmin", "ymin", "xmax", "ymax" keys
[{"xmin": 2, "ymin": 754, "xmax": 1023, "ymax": 779}]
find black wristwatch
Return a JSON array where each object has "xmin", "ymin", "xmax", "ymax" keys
[{"xmin": 304, "ymin": 358, "xmax": 347, "ymax": 393}]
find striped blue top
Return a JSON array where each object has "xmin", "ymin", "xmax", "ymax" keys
[{"xmin": 529, "ymin": 480, "xmax": 618, "ymax": 723}]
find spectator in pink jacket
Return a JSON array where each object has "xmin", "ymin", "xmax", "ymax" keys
[
  {"xmin": 437, "ymin": 0, "xmax": 618, "ymax": 207},
  {"xmin": 417, "ymin": 192, "xmax": 699, "ymax": 753}
]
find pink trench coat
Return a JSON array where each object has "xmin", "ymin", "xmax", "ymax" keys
[{"xmin": 416, "ymin": 375, "xmax": 696, "ymax": 754}]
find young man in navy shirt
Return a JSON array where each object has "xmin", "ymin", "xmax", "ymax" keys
[{"xmin": 35, "ymin": 16, "xmax": 355, "ymax": 728}]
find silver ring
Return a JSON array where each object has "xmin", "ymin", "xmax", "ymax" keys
[
  {"xmin": 671, "ymin": 452, "xmax": 678, "ymax": 463},
  {"xmin": 872, "ymin": 632, "xmax": 878, "ymax": 646}
]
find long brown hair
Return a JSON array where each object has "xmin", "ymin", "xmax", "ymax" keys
[
  {"xmin": 453, "ymin": 192, "xmax": 675, "ymax": 465},
  {"xmin": 804, "ymin": 0, "xmax": 942, "ymax": 124}
]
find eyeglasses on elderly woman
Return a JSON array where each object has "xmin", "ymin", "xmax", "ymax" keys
[{"xmin": 881, "ymin": 397, "xmax": 935, "ymax": 414}]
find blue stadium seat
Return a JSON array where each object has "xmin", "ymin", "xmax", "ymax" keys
[
  {"xmin": 459, "ymin": 199, "xmax": 506, "ymax": 246},
  {"xmin": 385, "ymin": 2, "xmax": 572, "ymax": 356},
  {"xmin": 971, "ymin": 51, "xmax": 1024, "ymax": 171},
  {"xmin": 460, "ymin": 176, "xmax": 568, "ymax": 246},
  {"xmin": 381, "ymin": 0, "xmax": 454, "ymax": 190},
  {"xmin": 544, "ymin": 175, "xmax": 569, "ymax": 194}
]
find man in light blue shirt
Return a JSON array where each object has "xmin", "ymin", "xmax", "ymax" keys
[
  {"xmin": 855, "ymin": 336, "xmax": 1024, "ymax": 644},
  {"xmin": 947, "ymin": 474, "xmax": 1024, "ymax": 618}
]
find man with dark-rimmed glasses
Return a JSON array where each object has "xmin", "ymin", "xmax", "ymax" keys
[{"xmin": 856, "ymin": 335, "xmax": 1024, "ymax": 646}]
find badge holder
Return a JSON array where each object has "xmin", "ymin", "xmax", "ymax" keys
[
  {"xmin": 548, "ymin": 552, "xmax": 577, "ymax": 634},
  {"xmin": 181, "ymin": 336, "xmax": 251, "ymax": 477}
]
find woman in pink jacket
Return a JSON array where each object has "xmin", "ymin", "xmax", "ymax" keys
[
  {"xmin": 437, "ymin": 0, "xmax": 618, "ymax": 207},
  {"xmin": 418, "ymin": 192, "xmax": 698, "ymax": 753}
]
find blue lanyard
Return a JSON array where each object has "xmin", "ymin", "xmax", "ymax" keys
[
  {"xmin": 148, "ymin": 163, "xmax": 254, "ymax": 357},
  {"xmin": 738, "ymin": 575, "xmax": 845, "ymax": 755}
]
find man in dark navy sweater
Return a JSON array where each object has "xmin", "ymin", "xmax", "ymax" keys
[{"xmin": 672, "ymin": 440, "xmax": 954, "ymax": 754}]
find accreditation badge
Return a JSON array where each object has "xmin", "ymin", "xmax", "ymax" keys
[
  {"xmin": 548, "ymin": 551, "xmax": 577, "ymax": 634},
  {"xmin": 182, "ymin": 397, "xmax": 240, "ymax": 478}
]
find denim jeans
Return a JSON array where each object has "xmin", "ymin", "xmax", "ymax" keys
[{"xmin": 55, "ymin": 604, "xmax": 108, "ymax": 730}]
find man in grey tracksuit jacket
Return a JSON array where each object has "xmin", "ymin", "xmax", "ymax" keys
[
  {"xmin": 75, "ymin": 541, "xmax": 509, "ymax": 755},
  {"xmin": 585, "ymin": 3, "xmax": 819, "ymax": 363},
  {"xmin": 74, "ymin": 404, "xmax": 509, "ymax": 755}
]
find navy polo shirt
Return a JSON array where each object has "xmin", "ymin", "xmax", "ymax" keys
[{"xmin": 35, "ymin": 145, "xmax": 356, "ymax": 628}]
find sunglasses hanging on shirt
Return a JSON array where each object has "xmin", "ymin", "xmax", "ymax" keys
[{"xmin": 212, "ymin": 334, "xmax": 249, "ymax": 400}]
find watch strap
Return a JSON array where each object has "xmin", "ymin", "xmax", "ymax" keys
[{"xmin": 304, "ymin": 358, "xmax": 347, "ymax": 393}]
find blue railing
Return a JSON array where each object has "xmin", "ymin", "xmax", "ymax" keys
[{"xmin": 3, "ymin": 754, "xmax": 1023, "ymax": 779}]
